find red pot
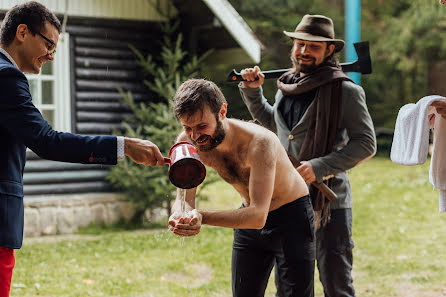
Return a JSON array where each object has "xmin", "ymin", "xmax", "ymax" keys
[{"xmin": 164, "ymin": 142, "xmax": 206, "ymax": 189}]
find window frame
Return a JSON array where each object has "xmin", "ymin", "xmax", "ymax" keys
[{"xmin": 26, "ymin": 33, "xmax": 71, "ymax": 132}]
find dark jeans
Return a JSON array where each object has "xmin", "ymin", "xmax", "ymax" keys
[
  {"xmin": 232, "ymin": 196, "xmax": 315, "ymax": 297},
  {"xmin": 275, "ymin": 208, "xmax": 355, "ymax": 297}
]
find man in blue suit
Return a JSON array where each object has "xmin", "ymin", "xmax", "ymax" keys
[{"xmin": 0, "ymin": 2, "xmax": 166, "ymax": 296}]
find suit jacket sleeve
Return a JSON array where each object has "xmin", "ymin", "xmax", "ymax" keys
[{"xmin": 0, "ymin": 66, "xmax": 118, "ymax": 165}]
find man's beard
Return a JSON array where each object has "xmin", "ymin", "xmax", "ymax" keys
[
  {"xmin": 193, "ymin": 117, "xmax": 226, "ymax": 152},
  {"xmin": 295, "ymin": 55, "xmax": 318, "ymax": 74}
]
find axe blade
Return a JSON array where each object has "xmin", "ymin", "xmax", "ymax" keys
[{"xmin": 342, "ymin": 41, "xmax": 372, "ymax": 74}]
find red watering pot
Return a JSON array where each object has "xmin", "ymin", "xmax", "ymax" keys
[{"xmin": 164, "ymin": 142, "xmax": 206, "ymax": 189}]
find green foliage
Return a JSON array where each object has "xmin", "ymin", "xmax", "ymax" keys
[
  {"xmin": 228, "ymin": 0, "xmax": 446, "ymax": 129},
  {"xmin": 12, "ymin": 158, "xmax": 446, "ymax": 297},
  {"xmin": 362, "ymin": 0, "xmax": 446, "ymax": 128},
  {"xmin": 107, "ymin": 18, "xmax": 215, "ymax": 219}
]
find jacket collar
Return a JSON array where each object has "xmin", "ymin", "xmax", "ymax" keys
[{"xmin": 0, "ymin": 48, "xmax": 19, "ymax": 69}]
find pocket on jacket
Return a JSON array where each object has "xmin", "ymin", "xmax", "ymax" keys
[
  {"xmin": 0, "ymin": 180, "xmax": 24, "ymax": 198},
  {"xmin": 0, "ymin": 193, "xmax": 24, "ymax": 249}
]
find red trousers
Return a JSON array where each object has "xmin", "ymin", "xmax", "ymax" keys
[{"xmin": 0, "ymin": 247, "xmax": 14, "ymax": 297}]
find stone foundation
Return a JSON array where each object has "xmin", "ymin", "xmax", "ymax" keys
[{"xmin": 24, "ymin": 193, "xmax": 137, "ymax": 237}]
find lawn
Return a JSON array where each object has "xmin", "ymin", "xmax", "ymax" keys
[{"xmin": 11, "ymin": 157, "xmax": 446, "ymax": 297}]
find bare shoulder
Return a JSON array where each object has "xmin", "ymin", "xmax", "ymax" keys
[{"xmin": 236, "ymin": 120, "xmax": 278, "ymax": 164}]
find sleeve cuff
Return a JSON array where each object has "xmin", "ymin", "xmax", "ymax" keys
[
  {"xmin": 117, "ymin": 136, "xmax": 125, "ymax": 160},
  {"xmin": 309, "ymin": 158, "xmax": 325, "ymax": 183}
]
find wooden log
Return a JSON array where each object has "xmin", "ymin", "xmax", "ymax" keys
[
  {"xmin": 24, "ymin": 160, "xmax": 109, "ymax": 172},
  {"xmin": 23, "ymin": 170, "xmax": 109, "ymax": 185},
  {"xmin": 75, "ymin": 47, "xmax": 133, "ymax": 59},
  {"xmin": 76, "ymin": 91, "xmax": 151, "ymax": 102},
  {"xmin": 75, "ymin": 79, "xmax": 146, "ymax": 92},
  {"xmin": 76, "ymin": 101, "xmax": 131, "ymax": 112},
  {"xmin": 76, "ymin": 123, "xmax": 125, "ymax": 134},
  {"xmin": 76, "ymin": 111, "xmax": 133, "ymax": 122},
  {"xmin": 26, "ymin": 150, "xmax": 40, "ymax": 160},
  {"xmin": 66, "ymin": 24, "xmax": 151, "ymax": 40},
  {"xmin": 24, "ymin": 181, "xmax": 112, "ymax": 196},
  {"xmin": 74, "ymin": 36, "xmax": 153, "ymax": 51},
  {"xmin": 75, "ymin": 56, "xmax": 138, "ymax": 70},
  {"xmin": 76, "ymin": 68, "xmax": 140, "ymax": 80}
]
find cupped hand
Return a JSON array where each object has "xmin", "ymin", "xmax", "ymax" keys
[{"xmin": 168, "ymin": 209, "xmax": 202, "ymax": 237}]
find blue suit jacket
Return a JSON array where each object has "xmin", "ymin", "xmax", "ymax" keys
[{"xmin": 0, "ymin": 52, "xmax": 118, "ymax": 249}]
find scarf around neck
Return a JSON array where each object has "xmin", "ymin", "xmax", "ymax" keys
[{"xmin": 277, "ymin": 65, "xmax": 353, "ymax": 215}]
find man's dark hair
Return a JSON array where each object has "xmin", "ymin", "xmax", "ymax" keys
[
  {"xmin": 0, "ymin": 1, "xmax": 61, "ymax": 46},
  {"xmin": 174, "ymin": 79, "xmax": 227, "ymax": 120}
]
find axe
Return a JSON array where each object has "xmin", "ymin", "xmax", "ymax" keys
[
  {"xmin": 227, "ymin": 41, "xmax": 372, "ymax": 82},
  {"xmin": 288, "ymin": 154, "xmax": 337, "ymax": 202}
]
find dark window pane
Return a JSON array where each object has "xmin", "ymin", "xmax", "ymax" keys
[
  {"xmin": 41, "ymin": 61, "xmax": 53, "ymax": 75},
  {"xmin": 42, "ymin": 81, "xmax": 54, "ymax": 104},
  {"xmin": 29, "ymin": 79, "xmax": 38, "ymax": 102},
  {"xmin": 41, "ymin": 110, "xmax": 54, "ymax": 127}
]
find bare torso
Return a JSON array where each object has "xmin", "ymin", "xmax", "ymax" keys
[{"xmin": 198, "ymin": 119, "xmax": 308, "ymax": 211}]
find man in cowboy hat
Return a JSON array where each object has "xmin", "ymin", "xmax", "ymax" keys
[{"xmin": 239, "ymin": 14, "xmax": 376, "ymax": 297}]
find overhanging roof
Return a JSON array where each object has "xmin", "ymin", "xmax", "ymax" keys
[
  {"xmin": 172, "ymin": 0, "xmax": 262, "ymax": 65},
  {"xmin": 201, "ymin": 0, "xmax": 261, "ymax": 64},
  {"xmin": 0, "ymin": 0, "xmax": 262, "ymax": 64},
  {"xmin": 0, "ymin": 0, "xmax": 172, "ymax": 21}
]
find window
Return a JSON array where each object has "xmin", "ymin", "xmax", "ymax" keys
[{"xmin": 27, "ymin": 33, "xmax": 71, "ymax": 132}]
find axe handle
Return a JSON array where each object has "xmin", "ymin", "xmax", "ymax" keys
[
  {"xmin": 227, "ymin": 41, "xmax": 371, "ymax": 82},
  {"xmin": 227, "ymin": 62, "xmax": 361, "ymax": 82},
  {"xmin": 287, "ymin": 154, "xmax": 337, "ymax": 201},
  {"xmin": 312, "ymin": 182, "xmax": 337, "ymax": 202}
]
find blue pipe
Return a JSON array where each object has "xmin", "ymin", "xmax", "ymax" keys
[{"xmin": 345, "ymin": 0, "xmax": 361, "ymax": 84}]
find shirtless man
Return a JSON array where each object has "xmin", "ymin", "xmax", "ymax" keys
[{"xmin": 168, "ymin": 79, "xmax": 315, "ymax": 297}]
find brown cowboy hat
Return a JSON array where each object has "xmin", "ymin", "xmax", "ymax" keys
[{"xmin": 283, "ymin": 14, "xmax": 345, "ymax": 53}]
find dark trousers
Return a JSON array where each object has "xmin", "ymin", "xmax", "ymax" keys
[
  {"xmin": 232, "ymin": 196, "xmax": 315, "ymax": 297},
  {"xmin": 276, "ymin": 208, "xmax": 355, "ymax": 297}
]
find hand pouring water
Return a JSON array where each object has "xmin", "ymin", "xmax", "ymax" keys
[{"xmin": 164, "ymin": 142, "xmax": 206, "ymax": 189}]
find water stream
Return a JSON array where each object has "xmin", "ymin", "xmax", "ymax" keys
[{"xmin": 179, "ymin": 188, "xmax": 187, "ymax": 246}]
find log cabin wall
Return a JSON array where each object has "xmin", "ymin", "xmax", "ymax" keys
[{"xmin": 21, "ymin": 17, "xmax": 161, "ymax": 196}]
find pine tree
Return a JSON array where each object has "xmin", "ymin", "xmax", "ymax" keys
[{"xmin": 107, "ymin": 16, "xmax": 215, "ymax": 221}]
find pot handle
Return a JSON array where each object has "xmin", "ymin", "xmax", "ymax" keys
[{"xmin": 163, "ymin": 157, "xmax": 171, "ymax": 165}]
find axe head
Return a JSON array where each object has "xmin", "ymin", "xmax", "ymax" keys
[
  {"xmin": 354, "ymin": 41, "xmax": 372, "ymax": 75},
  {"xmin": 341, "ymin": 41, "xmax": 372, "ymax": 74}
]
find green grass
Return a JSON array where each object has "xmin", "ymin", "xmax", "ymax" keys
[{"xmin": 11, "ymin": 157, "xmax": 446, "ymax": 297}]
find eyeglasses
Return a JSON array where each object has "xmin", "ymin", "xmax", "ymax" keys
[{"xmin": 37, "ymin": 32, "xmax": 56, "ymax": 57}]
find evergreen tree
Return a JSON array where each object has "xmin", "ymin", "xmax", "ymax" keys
[{"xmin": 107, "ymin": 16, "xmax": 215, "ymax": 221}]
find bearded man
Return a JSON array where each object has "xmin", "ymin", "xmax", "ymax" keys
[
  {"xmin": 168, "ymin": 78, "xmax": 315, "ymax": 297},
  {"xmin": 239, "ymin": 14, "xmax": 376, "ymax": 297}
]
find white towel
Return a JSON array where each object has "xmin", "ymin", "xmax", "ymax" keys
[{"xmin": 391, "ymin": 95, "xmax": 446, "ymax": 212}]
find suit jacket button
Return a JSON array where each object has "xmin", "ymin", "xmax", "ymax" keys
[{"xmin": 288, "ymin": 134, "xmax": 294, "ymax": 140}]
